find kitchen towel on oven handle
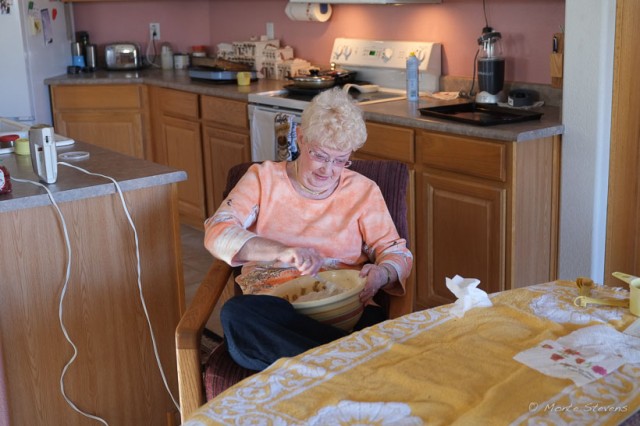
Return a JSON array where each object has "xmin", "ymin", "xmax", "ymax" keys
[
  {"xmin": 275, "ymin": 113, "xmax": 298, "ymax": 161},
  {"xmin": 251, "ymin": 109, "xmax": 279, "ymax": 162},
  {"xmin": 250, "ymin": 108, "xmax": 299, "ymax": 162}
]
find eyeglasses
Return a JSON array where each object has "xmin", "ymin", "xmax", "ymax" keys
[{"xmin": 307, "ymin": 148, "xmax": 352, "ymax": 168}]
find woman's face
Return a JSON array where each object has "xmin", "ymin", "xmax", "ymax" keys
[{"xmin": 296, "ymin": 132, "xmax": 352, "ymax": 193}]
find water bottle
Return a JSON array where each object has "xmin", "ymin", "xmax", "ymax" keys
[{"xmin": 406, "ymin": 52, "xmax": 419, "ymax": 102}]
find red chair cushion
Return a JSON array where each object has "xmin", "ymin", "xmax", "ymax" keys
[{"xmin": 203, "ymin": 341, "xmax": 256, "ymax": 400}]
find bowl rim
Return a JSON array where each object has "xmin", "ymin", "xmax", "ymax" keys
[{"xmin": 269, "ymin": 269, "xmax": 365, "ymax": 308}]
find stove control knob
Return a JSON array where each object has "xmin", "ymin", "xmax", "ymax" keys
[
  {"xmin": 415, "ymin": 49, "xmax": 426, "ymax": 63},
  {"xmin": 333, "ymin": 46, "xmax": 344, "ymax": 60},
  {"xmin": 381, "ymin": 48, "xmax": 394, "ymax": 62},
  {"xmin": 343, "ymin": 46, "xmax": 352, "ymax": 59}
]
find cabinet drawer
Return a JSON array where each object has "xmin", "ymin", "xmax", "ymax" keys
[
  {"xmin": 157, "ymin": 88, "xmax": 199, "ymax": 119},
  {"xmin": 51, "ymin": 85, "xmax": 143, "ymax": 110},
  {"xmin": 201, "ymin": 96, "xmax": 248, "ymax": 129},
  {"xmin": 417, "ymin": 131, "xmax": 507, "ymax": 182},
  {"xmin": 362, "ymin": 122, "xmax": 414, "ymax": 162}
]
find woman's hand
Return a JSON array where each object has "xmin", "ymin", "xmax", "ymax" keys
[
  {"xmin": 234, "ymin": 237, "xmax": 325, "ymax": 276},
  {"xmin": 358, "ymin": 263, "xmax": 395, "ymax": 304},
  {"xmin": 276, "ymin": 246, "xmax": 324, "ymax": 276}
]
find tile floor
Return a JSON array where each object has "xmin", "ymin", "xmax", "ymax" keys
[{"xmin": 180, "ymin": 224, "xmax": 225, "ymax": 334}]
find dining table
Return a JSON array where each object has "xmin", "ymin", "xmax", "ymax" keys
[{"xmin": 184, "ymin": 280, "xmax": 640, "ymax": 425}]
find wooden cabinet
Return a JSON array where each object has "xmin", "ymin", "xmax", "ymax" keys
[
  {"xmin": 362, "ymin": 121, "xmax": 560, "ymax": 312},
  {"xmin": 418, "ymin": 170, "xmax": 506, "ymax": 307},
  {"xmin": 358, "ymin": 122, "xmax": 417, "ymax": 315},
  {"xmin": 150, "ymin": 88, "xmax": 206, "ymax": 227},
  {"xmin": 51, "ymin": 85, "xmax": 150, "ymax": 159},
  {"xmin": 414, "ymin": 130, "xmax": 560, "ymax": 310},
  {"xmin": 202, "ymin": 126, "xmax": 250, "ymax": 213},
  {"xmin": 149, "ymin": 88, "xmax": 250, "ymax": 227},
  {"xmin": 0, "ymin": 180, "xmax": 184, "ymax": 425},
  {"xmin": 201, "ymin": 96, "xmax": 251, "ymax": 215}
]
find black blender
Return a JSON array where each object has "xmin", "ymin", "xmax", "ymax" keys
[{"xmin": 476, "ymin": 27, "xmax": 505, "ymax": 104}]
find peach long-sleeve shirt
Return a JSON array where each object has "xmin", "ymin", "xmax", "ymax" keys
[{"xmin": 204, "ymin": 161, "xmax": 412, "ymax": 295}]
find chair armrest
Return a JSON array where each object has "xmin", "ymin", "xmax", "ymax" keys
[{"xmin": 176, "ymin": 258, "xmax": 233, "ymax": 423}]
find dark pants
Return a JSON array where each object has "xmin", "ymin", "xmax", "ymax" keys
[{"xmin": 221, "ymin": 294, "xmax": 386, "ymax": 371}]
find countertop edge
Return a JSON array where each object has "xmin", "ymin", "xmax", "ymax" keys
[
  {"xmin": 46, "ymin": 69, "xmax": 565, "ymax": 142},
  {"xmin": 0, "ymin": 171, "xmax": 187, "ymax": 213},
  {"xmin": 1, "ymin": 141, "xmax": 188, "ymax": 213}
]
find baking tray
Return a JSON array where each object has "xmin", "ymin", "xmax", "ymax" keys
[{"xmin": 418, "ymin": 102, "xmax": 543, "ymax": 126}]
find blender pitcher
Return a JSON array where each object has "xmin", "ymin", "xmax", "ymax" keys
[{"xmin": 476, "ymin": 28, "xmax": 505, "ymax": 104}]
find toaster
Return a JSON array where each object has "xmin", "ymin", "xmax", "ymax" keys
[{"xmin": 105, "ymin": 43, "xmax": 143, "ymax": 70}]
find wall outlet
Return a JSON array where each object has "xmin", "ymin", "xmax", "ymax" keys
[
  {"xmin": 149, "ymin": 23, "xmax": 160, "ymax": 40},
  {"xmin": 266, "ymin": 22, "xmax": 274, "ymax": 39}
]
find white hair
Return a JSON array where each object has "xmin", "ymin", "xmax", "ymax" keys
[{"xmin": 300, "ymin": 87, "xmax": 367, "ymax": 152}]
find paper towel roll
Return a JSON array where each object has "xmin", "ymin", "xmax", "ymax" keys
[{"xmin": 285, "ymin": 2, "xmax": 332, "ymax": 22}]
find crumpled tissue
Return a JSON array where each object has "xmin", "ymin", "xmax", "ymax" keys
[{"xmin": 445, "ymin": 275, "xmax": 493, "ymax": 318}]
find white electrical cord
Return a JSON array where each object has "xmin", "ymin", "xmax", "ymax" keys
[
  {"xmin": 58, "ymin": 162, "xmax": 180, "ymax": 411},
  {"xmin": 145, "ymin": 33, "xmax": 160, "ymax": 68},
  {"xmin": 10, "ymin": 175, "xmax": 109, "ymax": 426},
  {"xmin": 10, "ymin": 162, "xmax": 181, "ymax": 423}
]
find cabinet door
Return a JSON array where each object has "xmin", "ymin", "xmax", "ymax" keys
[
  {"xmin": 361, "ymin": 122, "xmax": 415, "ymax": 163},
  {"xmin": 51, "ymin": 84, "xmax": 148, "ymax": 159},
  {"xmin": 160, "ymin": 115, "xmax": 206, "ymax": 226},
  {"xmin": 202, "ymin": 125, "xmax": 250, "ymax": 214},
  {"xmin": 416, "ymin": 170, "xmax": 506, "ymax": 309},
  {"xmin": 54, "ymin": 111, "xmax": 146, "ymax": 158}
]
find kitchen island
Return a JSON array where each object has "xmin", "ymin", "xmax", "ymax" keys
[{"xmin": 0, "ymin": 142, "xmax": 187, "ymax": 425}]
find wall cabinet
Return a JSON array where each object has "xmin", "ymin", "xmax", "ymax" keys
[
  {"xmin": 149, "ymin": 87, "xmax": 250, "ymax": 227},
  {"xmin": 51, "ymin": 85, "xmax": 150, "ymax": 159}
]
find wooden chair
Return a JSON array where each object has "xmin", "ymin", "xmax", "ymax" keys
[{"xmin": 175, "ymin": 159, "xmax": 412, "ymax": 423}]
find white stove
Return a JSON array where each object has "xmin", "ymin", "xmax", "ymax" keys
[
  {"xmin": 248, "ymin": 86, "xmax": 407, "ymax": 112},
  {"xmin": 248, "ymin": 38, "xmax": 441, "ymax": 161}
]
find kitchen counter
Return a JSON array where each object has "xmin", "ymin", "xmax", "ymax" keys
[
  {"xmin": 45, "ymin": 68, "xmax": 563, "ymax": 142},
  {"xmin": 45, "ymin": 68, "xmax": 287, "ymax": 102},
  {"xmin": 0, "ymin": 140, "xmax": 187, "ymax": 212},
  {"xmin": 0, "ymin": 138, "xmax": 187, "ymax": 424}
]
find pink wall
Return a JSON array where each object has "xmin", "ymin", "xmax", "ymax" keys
[{"xmin": 74, "ymin": 0, "xmax": 564, "ymax": 84}]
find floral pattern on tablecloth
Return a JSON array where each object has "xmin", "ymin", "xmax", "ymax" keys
[{"xmin": 307, "ymin": 401, "xmax": 423, "ymax": 426}]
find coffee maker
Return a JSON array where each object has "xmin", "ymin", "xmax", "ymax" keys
[{"xmin": 476, "ymin": 27, "xmax": 505, "ymax": 104}]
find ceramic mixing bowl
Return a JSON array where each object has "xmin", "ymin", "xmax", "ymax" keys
[{"xmin": 269, "ymin": 269, "xmax": 366, "ymax": 331}]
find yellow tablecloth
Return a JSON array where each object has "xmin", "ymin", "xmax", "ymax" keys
[{"xmin": 186, "ymin": 281, "xmax": 640, "ymax": 425}]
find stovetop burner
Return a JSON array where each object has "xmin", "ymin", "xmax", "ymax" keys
[{"xmin": 280, "ymin": 83, "xmax": 405, "ymax": 105}]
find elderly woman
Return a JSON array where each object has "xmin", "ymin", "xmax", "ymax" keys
[{"xmin": 204, "ymin": 87, "xmax": 413, "ymax": 371}]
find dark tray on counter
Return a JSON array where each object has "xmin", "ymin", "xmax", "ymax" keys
[{"xmin": 418, "ymin": 102, "xmax": 543, "ymax": 126}]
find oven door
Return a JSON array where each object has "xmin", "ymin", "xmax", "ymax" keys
[{"xmin": 248, "ymin": 104, "xmax": 302, "ymax": 162}]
